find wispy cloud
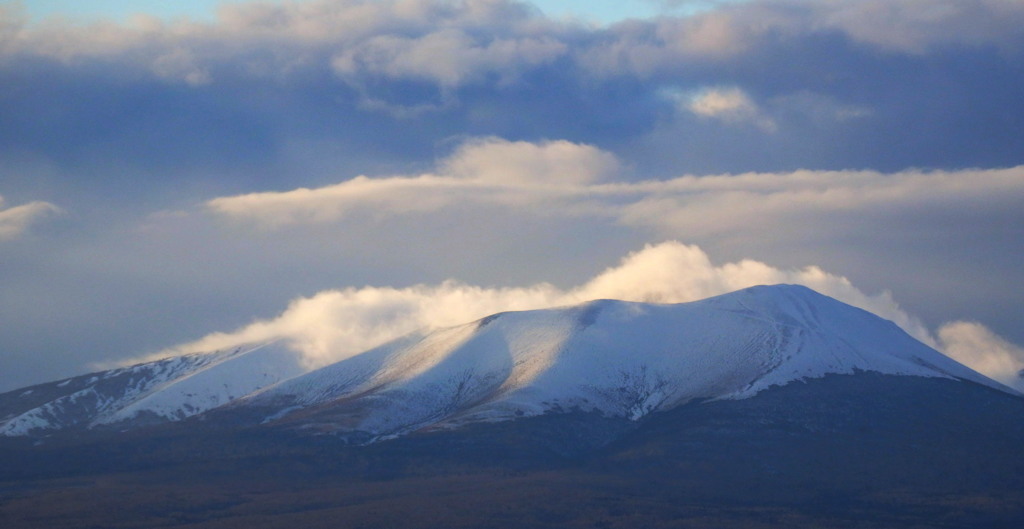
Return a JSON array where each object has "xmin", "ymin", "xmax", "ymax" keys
[
  {"xmin": 0, "ymin": 196, "xmax": 61, "ymax": 241},
  {"xmin": 206, "ymin": 137, "xmax": 1024, "ymax": 245},
  {"xmin": 205, "ymin": 137, "xmax": 621, "ymax": 226}
]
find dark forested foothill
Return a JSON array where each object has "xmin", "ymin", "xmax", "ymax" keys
[{"xmin": 3, "ymin": 374, "xmax": 1023, "ymax": 528}]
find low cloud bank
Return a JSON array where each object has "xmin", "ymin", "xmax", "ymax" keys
[
  {"xmin": 205, "ymin": 137, "xmax": 1024, "ymax": 244},
  {"xmin": 138, "ymin": 241, "xmax": 1024, "ymax": 391},
  {"xmin": 205, "ymin": 137, "xmax": 620, "ymax": 226}
]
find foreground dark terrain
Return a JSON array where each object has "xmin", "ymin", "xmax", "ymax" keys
[{"xmin": 2, "ymin": 374, "xmax": 1024, "ymax": 528}]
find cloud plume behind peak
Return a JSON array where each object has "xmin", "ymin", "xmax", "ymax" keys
[
  {"xmin": 129, "ymin": 240, "xmax": 1023, "ymax": 391},
  {"xmin": 145, "ymin": 241, "xmax": 936, "ymax": 369}
]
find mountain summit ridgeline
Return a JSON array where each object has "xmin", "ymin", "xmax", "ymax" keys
[{"xmin": 1, "ymin": 285, "xmax": 1010, "ymax": 440}]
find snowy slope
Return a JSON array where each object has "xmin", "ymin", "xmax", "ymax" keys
[
  {"xmin": 0, "ymin": 342, "xmax": 304, "ymax": 436},
  {"xmin": 241, "ymin": 285, "xmax": 1009, "ymax": 439},
  {"xmin": 1, "ymin": 285, "xmax": 1011, "ymax": 439}
]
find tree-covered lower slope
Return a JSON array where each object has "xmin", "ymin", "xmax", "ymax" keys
[{"xmin": 2, "ymin": 373, "xmax": 1023, "ymax": 528}]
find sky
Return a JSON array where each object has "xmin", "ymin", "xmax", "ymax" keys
[{"xmin": 1, "ymin": 0, "xmax": 1024, "ymax": 393}]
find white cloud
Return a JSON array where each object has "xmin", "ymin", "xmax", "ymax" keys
[
  {"xmin": 442, "ymin": 137, "xmax": 621, "ymax": 185},
  {"xmin": 611, "ymin": 166, "xmax": 1024, "ymax": 241},
  {"xmin": 0, "ymin": 196, "xmax": 62, "ymax": 241},
  {"xmin": 666, "ymin": 86, "xmax": 776, "ymax": 131},
  {"xmin": 132, "ymin": 239, "xmax": 1024, "ymax": 389},
  {"xmin": 206, "ymin": 137, "xmax": 1024, "ymax": 247},
  {"xmin": 206, "ymin": 137, "xmax": 620, "ymax": 226},
  {"xmin": 574, "ymin": 241, "xmax": 934, "ymax": 346},
  {"xmin": 148, "ymin": 241, "xmax": 935, "ymax": 369},
  {"xmin": 687, "ymin": 86, "xmax": 755, "ymax": 117},
  {"xmin": 205, "ymin": 175, "xmax": 466, "ymax": 226},
  {"xmin": 148, "ymin": 280, "xmax": 563, "ymax": 369},
  {"xmin": 938, "ymin": 321, "xmax": 1024, "ymax": 392}
]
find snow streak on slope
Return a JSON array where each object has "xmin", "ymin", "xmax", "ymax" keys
[
  {"xmin": 239, "ymin": 285, "xmax": 1008, "ymax": 440},
  {"xmin": 0, "ymin": 342, "xmax": 304, "ymax": 435}
]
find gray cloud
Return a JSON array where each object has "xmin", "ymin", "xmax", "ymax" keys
[{"xmin": 2, "ymin": 0, "xmax": 1023, "ymax": 183}]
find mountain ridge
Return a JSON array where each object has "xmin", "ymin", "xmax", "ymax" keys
[{"xmin": 0, "ymin": 284, "xmax": 1013, "ymax": 439}]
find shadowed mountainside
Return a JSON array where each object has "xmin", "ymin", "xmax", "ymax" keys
[{"xmin": 2, "ymin": 373, "xmax": 1023, "ymax": 528}]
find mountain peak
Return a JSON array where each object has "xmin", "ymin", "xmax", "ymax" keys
[
  {"xmin": 709, "ymin": 282, "xmax": 845, "ymax": 311},
  {"xmin": 0, "ymin": 285, "xmax": 1010, "ymax": 439},
  {"xmin": 235, "ymin": 285, "xmax": 1006, "ymax": 439}
]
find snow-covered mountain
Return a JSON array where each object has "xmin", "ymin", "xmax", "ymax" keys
[
  {"xmin": 0, "ymin": 342, "xmax": 305, "ymax": 436},
  {"xmin": 235, "ymin": 284, "xmax": 1007, "ymax": 440},
  {"xmin": 0, "ymin": 285, "xmax": 1011, "ymax": 438}
]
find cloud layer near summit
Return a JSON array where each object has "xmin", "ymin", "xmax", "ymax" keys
[
  {"xmin": 142, "ymin": 241, "xmax": 1024, "ymax": 392},
  {"xmin": 1, "ymin": 0, "xmax": 1024, "ymax": 392},
  {"xmin": 134, "ymin": 241, "xmax": 930, "ymax": 367}
]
